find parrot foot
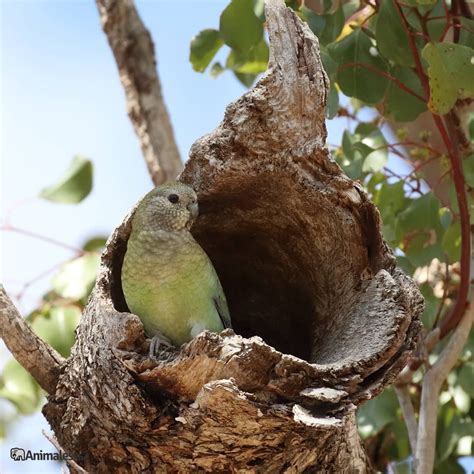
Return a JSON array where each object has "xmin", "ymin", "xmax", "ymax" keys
[{"xmin": 148, "ymin": 334, "xmax": 174, "ymax": 359}]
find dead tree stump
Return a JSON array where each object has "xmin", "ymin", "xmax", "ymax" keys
[{"xmin": 43, "ymin": 0, "xmax": 423, "ymax": 471}]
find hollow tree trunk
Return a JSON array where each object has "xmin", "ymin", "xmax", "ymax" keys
[{"xmin": 42, "ymin": 0, "xmax": 423, "ymax": 471}]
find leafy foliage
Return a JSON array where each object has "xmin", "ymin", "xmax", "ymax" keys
[
  {"xmin": 0, "ymin": 184, "xmax": 106, "ymax": 436},
  {"xmin": 190, "ymin": 0, "xmax": 474, "ymax": 471},
  {"xmin": 40, "ymin": 156, "xmax": 93, "ymax": 204},
  {"xmin": 190, "ymin": 29, "xmax": 224, "ymax": 72},
  {"xmin": 422, "ymin": 42, "xmax": 474, "ymax": 114}
]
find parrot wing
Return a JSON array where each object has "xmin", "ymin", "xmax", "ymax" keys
[{"xmin": 213, "ymin": 286, "xmax": 232, "ymax": 329}]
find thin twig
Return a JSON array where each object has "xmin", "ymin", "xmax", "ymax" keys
[
  {"xmin": 392, "ymin": 1, "xmax": 430, "ymax": 98},
  {"xmin": 394, "ymin": 386, "xmax": 418, "ymax": 453},
  {"xmin": 0, "ymin": 224, "xmax": 86, "ymax": 255},
  {"xmin": 15, "ymin": 258, "xmax": 76, "ymax": 302},
  {"xmin": 432, "ymin": 261, "xmax": 450, "ymax": 329},
  {"xmin": 337, "ymin": 62, "xmax": 426, "ymax": 103},
  {"xmin": 43, "ymin": 431, "xmax": 88, "ymax": 473},
  {"xmin": 434, "ymin": 114, "xmax": 471, "ymax": 337},
  {"xmin": 396, "ymin": 328, "xmax": 440, "ymax": 384},
  {"xmin": 415, "ymin": 302, "xmax": 474, "ymax": 473}
]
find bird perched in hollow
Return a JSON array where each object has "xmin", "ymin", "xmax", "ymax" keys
[{"xmin": 121, "ymin": 181, "xmax": 231, "ymax": 352}]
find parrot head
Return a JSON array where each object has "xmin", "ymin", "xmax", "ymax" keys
[{"xmin": 133, "ymin": 181, "xmax": 199, "ymax": 232}]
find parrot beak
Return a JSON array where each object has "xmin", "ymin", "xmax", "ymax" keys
[{"xmin": 187, "ymin": 201, "xmax": 199, "ymax": 220}]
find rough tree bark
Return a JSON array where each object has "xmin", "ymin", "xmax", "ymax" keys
[
  {"xmin": 1, "ymin": 0, "xmax": 423, "ymax": 471},
  {"xmin": 96, "ymin": 0, "xmax": 182, "ymax": 184}
]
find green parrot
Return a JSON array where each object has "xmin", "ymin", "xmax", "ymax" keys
[{"xmin": 121, "ymin": 181, "xmax": 231, "ymax": 353}]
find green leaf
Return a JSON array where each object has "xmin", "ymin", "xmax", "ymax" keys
[
  {"xmin": 439, "ymin": 207, "xmax": 453, "ymax": 229},
  {"xmin": 396, "ymin": 192, "xmax": 442, "ymax": 237},
  {"xmin": 458, "ymin": 362, "xmax": 474, "ymax": 397},
  {"xmin": 51, "ymin": 253, "xmax": 100, "ymax": 300},
  {"xmin": 459, "ymin": 18, "xmax": 474, "ymax": 49},
  {"xmin": 220, "ymin": 0, "xmax": 263, "ymax": 53},
  {"xmin": 384, "ymin": 66, "xmax": 426, "ymax": 122},
  {"xmin": 397, "ymin": 255, "xmax": 416, "ymax": 275},
  {"xmin": 388, "ymin": 412, "xmax": 412, "ymax": 460},
  {"xmin": 341, "ymin": 1, "xmax": 359, "ymax": 17},
  {"xmin": 469, "ymin": 115, "xmax": 474, "ymax": 141},
  {"xmin": 301, "ymin": 5, "xmax": 344, "ymax": 46},
  {"xmin": 355, "ymin": 123, "xmax": 388, "ymax": 173},
  {"xmin": 319, "ymin": 6, "xmax": 345, "ymax": 45},
  {"xmin": 210, "ymin": 62, "xmax": 225, "ymax": 78},
  {"xmin": 32, "ymin": 306, "xmax": 80, "ymax": 356},
  {"xmin": 442, "ymin": 221, "xmax": 461, "ymax": 263},
  {"xmin": 396, "ymin": 193, "xmax": 445, "ymax": 266},
  {"xmin": 452, "ymin": 385, "xmax": 471, "ymax": 413},
  {"xmin": 190, "ymin": 29, "xmax": 224, "ymax": 73},
  {"xmin": 438, "ymin": 415, "xmax": 472, "ymax": 462},
  {"xmin": 376, "ymin": 0, "xmax": 416, "ymax": 67},
  {"xmin": 403, "ymin": 0, "xmax": 436, "ymax": 5},
  {"xmin": 233, "ymin": 71, "xmax": 257, "ymax": 88},
  {"xmin": 82, "ymin": 236, "xmax": 107, "ymax": 252},
  {"xmin": 422, "ymin": 42, "xmax": 474, "ymax": 114},
  {"xmin": 363, "ymin": 149, "xmax": 387, "ymax": 173},
  {"xmin": 339, "ymin": 131, "xmax": 364, "ymax": 179},
  {"xmin": 226, "ymin": 38, "xmax": 269, "ymax": 74},
  {"xmin": 31, "ymin": 305, "xmax": 81, "ymax": 357},
  {"xmin": 375, "ymin": 181, "xmax": 407, "ymax": 217},
  {"xmin": 366, "ymin": 171, "xmax": 386, "ymax": 195},
  {"xmin": 424, "ymin": 1, "xmax": 449, "ymax": 41},
  {"xmin": 285, "ymin": 0, "xmax": 301, "ymax": 11},
  {"xmin": 434, "ymin": 457, "xmax": 465, "ymax": 474},
  {"xmin": 426, "ymin": 19, "xmax": 448, "ymax": 42},
  {"xmin": 320, "ymin": 46, "xmax": 338, "ymax": 80},
  {"xmin": 463, "ymin": 154, "xmax": 474, "ymax": 187},
  {"xmin": 40, "ymin": 156, "xmax": 93, "ymax": 204},
  {"xmin": 253, "ymin": 0, "xmax": 265, "ymax": 20},
  {"xmin": 449, "ymin": 184, "xmax": 474, "ymax": 224},
  {"xmin": 0, "ymin": 359, "xmax": 41, "ymax": 414},
  {"xmin": 358, "ymin": 388, "xmax": 399, "ymax": 438},
  {"xmin": 420, "ymin": 282, "xmax": 439, "ymax": 328},
  {"xmin": 326, "ymin": 83, "xmax": 339, "ymax": 119},
  {"xmin": 301, "ymin": 7, "xmax": 325, "ymax": 37},
  {"xmin": 329, "ymin": 29, "xmax": 389, "ymax": 104}
]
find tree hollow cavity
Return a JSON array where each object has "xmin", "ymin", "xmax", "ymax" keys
[
  {"xmin": 107, "ymin": 161, "xmax": 397, "ymax": 368},
  {"xmin": 182, "ymin": 170, "xmax": 385, "ymax": 363}
]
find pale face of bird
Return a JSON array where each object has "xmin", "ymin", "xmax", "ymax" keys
[{"xmin": 134, "ymin": 181, "xmax": 199, "ymax": 233}]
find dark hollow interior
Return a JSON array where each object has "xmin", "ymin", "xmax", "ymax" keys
[
  {"xmin": 109, "ymin": 172, "xmax": 380, "ymax": 362},
  {"xmin": 187, "ymin": 173, "xmax": 374, "ymax": 362}
]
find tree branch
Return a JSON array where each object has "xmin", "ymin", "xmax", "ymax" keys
[
  {"xmin": 0, "ymin": 286, "xmax": 64, "ymax": 394},
  {"xmin": 95, "ymin": 0, "xmax": 182, "ymax": 185},
  {"xmin": 394, "ymin": 386, "xmax": 418, "ymax": 453},
  {"xmin": 415, "ymin": 301, "xmax": 474, "ymax": 474}
]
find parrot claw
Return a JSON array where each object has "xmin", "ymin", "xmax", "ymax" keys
[{"xmin": 149, "ymin": 334, "xmax": 174, "ymax": 359}]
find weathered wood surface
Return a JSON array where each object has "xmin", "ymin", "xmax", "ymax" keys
[{"xmin": 43, "ymin": 0, "xmax": 423, "ymax": 471}]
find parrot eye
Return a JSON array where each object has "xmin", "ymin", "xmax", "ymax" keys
[{"xmin": 168, "ymin": 194, "xmax": 179, "ymax": 204}]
